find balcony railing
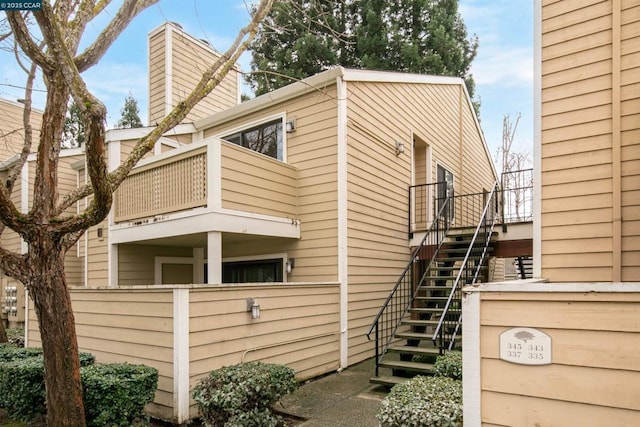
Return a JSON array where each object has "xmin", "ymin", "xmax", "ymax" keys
[
  {"xmin": 114, "ymin": 140, "xmax": 298, "ymax": 223},
  {"xmin": 409, "ymin": 169, "xmax": 533, "ymax": 234},
  {"xmin": 115, "ymin": 147, "xmax": 207, "ymax": 222}
]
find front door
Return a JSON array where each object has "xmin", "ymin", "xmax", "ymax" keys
[{"xmin": 437, "ymin": 164, "xmax": 454, "ymax": 227}]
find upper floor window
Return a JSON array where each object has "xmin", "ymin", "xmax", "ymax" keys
[{"xmin": 222, "ymin": 119, "xmax": 283, "ymax": 160}]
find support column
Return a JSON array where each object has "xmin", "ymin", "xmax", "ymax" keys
[
  {"xmin": 207, "ymin": 232, "xmax": 222, "ymax": 284},
  {"xmin": 173, "ymin": 289, "xmax": 189, "ymax": 423}
]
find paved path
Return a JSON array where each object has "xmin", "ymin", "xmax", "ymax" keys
[{"xmin": 277, "ymin": 358, "xmax": 389, "ymax": 427}]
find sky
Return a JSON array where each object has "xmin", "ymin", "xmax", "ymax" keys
[{"xmin": 0, "ymin": 0, "xmax": 534, "ymax": 163}]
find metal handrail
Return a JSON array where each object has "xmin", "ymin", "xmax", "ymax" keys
[
  {"xmin": 366, "ymin": 194, "xmax": 453, "ymax": 375},
  {"xmin": 432, "ymin": 181, "xmax": 499, "ymax": 351}
]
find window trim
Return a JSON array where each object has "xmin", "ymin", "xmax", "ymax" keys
[{"xmin": 215, "ymin": 113, "xmax": 288, "ymax": 162}]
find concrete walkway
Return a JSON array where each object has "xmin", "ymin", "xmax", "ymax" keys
[{"xmin": 277, "ymin": 358, "xmax": 389, "ymax": 427}]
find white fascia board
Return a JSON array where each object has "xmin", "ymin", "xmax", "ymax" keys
[
  {"xmin": 194, "ymin": 67, "xmax": 346, "ymax": 130},
  {"xmin": 109, "ymin": 208, "xmax": 301, "ymax": 244},
  {"xmin": 104, "ymin": 123, "xmax": 197, "ymax": 143},
  {"xmin": 132, "ymin": 138, "xmax": 210, "ymax": 169},
  {"xmin": 533, "ymin": 0, "xmax": 543, "ymax": 279},
  {"xmin": 464, "ymin": 281, "xmax": 640, "ymax": 293},
  {"xmin": 342, "ymin": 69, "xmax": 462, "ymax": 85}
]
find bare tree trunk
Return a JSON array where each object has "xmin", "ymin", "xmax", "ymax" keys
[
  {"xmin": 0, "ymin": 321, "xmax": 7, "ymax": 343},
  {"xmin": 28, "ymin": 240, "xmax": 85, "ymax": 426}
]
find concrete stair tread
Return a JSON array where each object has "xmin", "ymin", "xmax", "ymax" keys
[
  {"xmin": 379, "ymin": 360, "xmax": 434, "ymax": 373},
  {"xmin": 388, "ymin": 345, "xmax": 440, "ymax": 355},
  {"xmin": 395, "ymin": 331, "xmax": 434, "ymax": 340}
]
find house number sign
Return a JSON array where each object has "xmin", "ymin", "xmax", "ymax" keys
[{"xmin": 499, "ymin": 327, "xmax": 551, "ymax": 365}]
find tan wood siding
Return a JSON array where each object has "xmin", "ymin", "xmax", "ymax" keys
[
  {"xmin": 118, "ymin": 245, "xmax": 193, "ymax": 286},
  {"xmin": 541, "ymin": 0, "xmax": 639, "ymax": 281},
  {"xmin": 0, "ymin": 98, "xmax": 42, "ymax": 159},
  {"xmin": 28, "ymin": 289, "xmax": 175, "ymax": 420},
  {"xmin": 478, "ymin": 290, "xmax": 640, "ymax": 424},
  {"xmin": 221, "ymin": 142, "xmax": 298, "ymax": 218},
  {"xmin": 169, "ymin": 30, "xmax": 238, "ymax": 122},
  {"xmin": 620, "ymin": 0, "xmax": 640, "ymax": 281},
  {"xmin": 148, "ymin": 30, "xmax": 166, "ymax": 126},
  {"xmin": 86, "ymin": 219, "xmax": 109, "ymax": 287},
  {"xmin": 203, "ymin": 87, "xmax": 340, "ymax": 283},
  {"xmin": 345, "ymin": 81, "xmax": 495, "ymax": 364}
]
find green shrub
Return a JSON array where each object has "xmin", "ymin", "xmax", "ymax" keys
[
  {"xmin": 0, "ymin": 358, "xmax": 46, "ymax": 421},
  {"xmin": 6, "ymin": 328, "xmax": 25, "ymax": 347},
  {"xmin": 82, "ymin": 363, "xmax": 158, "ymax": 427},
  {"xmin": 0, "ymin": 349, "xmax": 95, "ymax": 423},
  {"xmin": 433, "ymin": 350, "xmax": 462, "ymax": 380},
  {"xmin": 377, "ymin": 376, "xmax": 462, "ymax": 427},
  {"xmin": 192, "ymin": 362, "xmax": 298, "ymax": 427}
]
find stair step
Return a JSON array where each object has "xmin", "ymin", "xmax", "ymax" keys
[
  {"xmin": 395, "ymin": 331, "xmax": 434, "ymax": 340},
  {"xmin": 401, "ymin": 319, "xmax": 440, "ymax": 327},
  {"xmin": 387, "ymin": 345, "xmax": 440, "ymax": 356},
  {"xmin": 379, "ymin": 360, "xmax": 434, "ymax": 374},
  {"xmin": 409, "ymin": 307, "xmax": 460, "ymax": 314},
  {"xmin": 423, "ymin": 276, "xmax": 457, "ymax": 280},
  {"xmin": 419, "ymin": 285, "xmax": 454, "ymax": 290},
  {"xmin": 370, "ymin": 375, "xmax": 409, "ymax": 387}
]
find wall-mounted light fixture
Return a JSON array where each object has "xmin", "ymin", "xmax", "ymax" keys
[
  {"xmin": 97, "ymin": 227, "xmax": 103, "ymax": 239},
  {"xmin": 246, "ymin": 297, "xmax": 260, "ymax": 320},
  {"xmin": 395, "ymin": 140, "xmax": 405, "ymax": 155},
  {"xmin": 286, "ymin": 258, "xmax": 295, "ymax": 274},
  {"xmin": 286, "ymin": 119, "xmax": 296, "ymax": 133}
]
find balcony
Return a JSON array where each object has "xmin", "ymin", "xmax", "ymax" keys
[{"xmin": 114, "ymin": 139, "xmax": 298, "ymax": 224}]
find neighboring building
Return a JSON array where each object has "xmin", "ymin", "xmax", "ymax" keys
[
  {"xmin": 0, "ymin": 98, "xmax": 44, "ymax": 328},
  {"xmin": 463, "ymin": 1, "xmax": 640, "ymax": 425}
]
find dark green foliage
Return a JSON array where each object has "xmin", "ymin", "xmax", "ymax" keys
[
  {"xmin": 0, "ymin": 348, "xmax": 97, "ymax": 421},
  {"xmin": 247, "ymin": 0, "xmax": 479, "ymax": 110},
  {"xmin": 81, "ymin": 363, "xmax": 158, "ymax": 427},
  {"xmin": 6, "ymin": 328, "xmax": 25, "ymax": 347},
  {"xmin": 0, "ymin": 350, "xmax": 164, "ymax": 426},
  {"xmin": 63, "ymin": 101, "xmax": 85, "ymax": 148},
  {"xmin": 116, "ymin": 92, "xmax": 144, "ymax": 129},
  {"xmin": 432, "ymin": 350, "xmax": 462, "ymax": 380},
  {"xmin": 0, "ymin": 358, "xmax": 46, "ymax": 421},
  {"xmin": 192, "ymin": 362, "xmax": 298, "ymax": 427},
  {"xmin": 377, "ymin": 376, "xmax": 462, "ymax": 427}
]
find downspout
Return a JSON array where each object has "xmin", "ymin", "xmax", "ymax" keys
[
  {"xmin": 533, "ymin": 0, "xmax": 542, "ymax": 279},
  {"xmin": 337, "ymin": 75, "xmax": 349, "ymax": 369}
]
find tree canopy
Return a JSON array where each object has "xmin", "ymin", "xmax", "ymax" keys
[{"xmin": 247, "ymin": 0, "xmax": 479, "ymax": 103}]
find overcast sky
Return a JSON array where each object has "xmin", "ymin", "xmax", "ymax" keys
[{"xmin": 0, "ymin": 0, "xmax": 534, "ymax": 162}]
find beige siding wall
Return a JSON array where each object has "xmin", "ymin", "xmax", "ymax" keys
[
  {"xmin": 478, "ymin": 290, "xmax": 640, "ymax": 425},
  {"xmin": 541, "ymin": 0, "xmax": 639, "ymax": 282},
  {"xmin": 0, "ymin": 98, "xmax": 42, "ymax": 159},
  {"xmin": 118, "ymin": 244, "xmax": 193, "ymax": 286},
  {"xmin": 203, "ymin": 87, "xmax": 340, "ymax": 282},
  {"xmin": 620, "ymin": 0, "xmax": 640, "ymax": 281},
  {"xmin": 148, "ymin": 23, "xmax": 238, "ymax": 126},
  {"xmin": 148, "ymin": 30, "xmax": 166, "ymax": 126},
  {"xmin": 189, "ymin": 284, "xmax": 340, "ymax": 418},
  {"xmin": 28, "ymin": 289, "xmax": 175, "ymax": 420},
  {"xmin": 58, "ymin": 154, "xmax": 85, "ymax": 286},
  {"xmin": 345, "ymin": 81, "xmax": 495, "ymax": 364},
  {"xmin": 221, "ymin": 141, "xmax": 298, "ymax": 218}
]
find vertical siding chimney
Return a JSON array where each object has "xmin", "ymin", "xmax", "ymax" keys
[{"xmin": 147, "ymin": 22, "xmax": 240, "ymax": 126}]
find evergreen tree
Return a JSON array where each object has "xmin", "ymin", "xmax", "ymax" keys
[
  {"xmin": 247, "ymin": 0, "xmax": 479, "ymax": 106},
  {"xmin": 62, "ymin": 101, "xmax": 85, "ymax": 148},
  {"xmin": 116, "ymin": 92, "xmax": 143, "ymax": 129}
]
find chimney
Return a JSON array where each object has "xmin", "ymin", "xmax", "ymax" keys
[{"xmin": 147, "ymin": 22, "xmax": 240, "ymax": 126}]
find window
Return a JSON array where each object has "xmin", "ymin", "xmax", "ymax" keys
[
  {"xmin": 222, "ymin": 119, "xmax": 283, "ymax": 160},
  {"xmin": 222, "ymin": 258, "xmax": 284, "ymax": 283}
]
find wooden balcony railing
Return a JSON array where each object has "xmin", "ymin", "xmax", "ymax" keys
[
  {"xmin": 113, "ymin": 140, "xmax": 299, "ymax": 223},
  {"xmin": 114, "ymin": 147, "xmax": 207, "ymax": 222}
]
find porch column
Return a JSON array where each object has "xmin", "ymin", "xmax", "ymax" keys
[{"xmin": 207, "ymin": 232, "xmax": 222, "ymax": 284}]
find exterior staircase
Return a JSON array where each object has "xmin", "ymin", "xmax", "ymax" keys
[{"xmin": 367, "ymin": 182, "xmax": 500, "ymax": 387}]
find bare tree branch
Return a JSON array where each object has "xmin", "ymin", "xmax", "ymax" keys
[
  {"xmin": 6, "ymin": 11, "xmax": 52, "ymax": 71},
  {"xmin": 74, "ymin": 0, "xmax": 160, "ymax": 72}
]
